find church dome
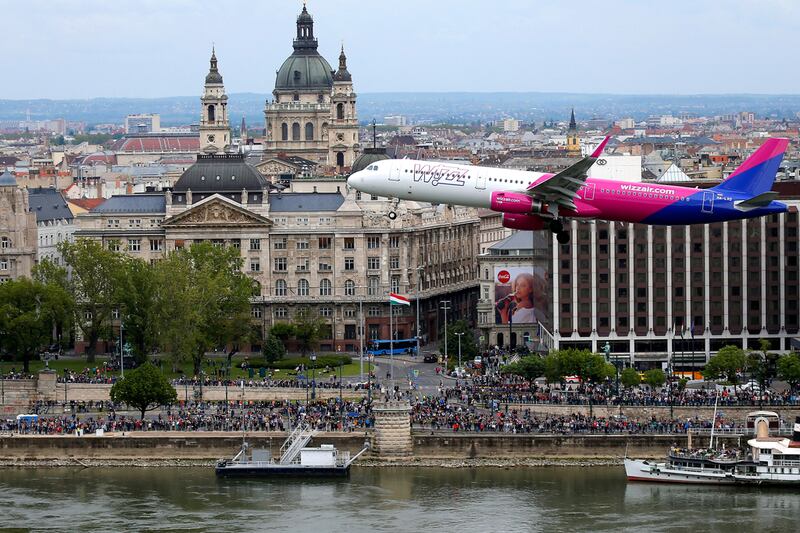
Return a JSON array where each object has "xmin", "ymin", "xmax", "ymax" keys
[
  {"xmin": 0, "ymin": 170, "xmax": 17, "ymax": 187},
  {"xmin": 275, "ymin": 54, "xmax": 333, "ymax": 92},
  {"xmin": 274, "ymin": 5, "xmax": 333, "ymax": 92},
  {"xmin": 350, "ymin": 147, "xmax": 390, "ymax": 174},
  {"xmin": 173, "ymin": 154, "xmax": 268, "ymax": 193}
]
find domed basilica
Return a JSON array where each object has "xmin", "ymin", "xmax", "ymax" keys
[{"xmin": 263, "ymin": 5, "xmax": 359, "ymax": 170}]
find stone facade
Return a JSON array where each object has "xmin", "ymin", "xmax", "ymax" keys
[
  {"xmin": 199, "ymin": 48, "xmax": 230, "ymax": 154},
  {"xmin": 372, "ymin": 400, "xmax": 412, "ymax": 457},
  {"xmin": 0, "ymin": 173, "xmax": 37, "ymax": 281}
]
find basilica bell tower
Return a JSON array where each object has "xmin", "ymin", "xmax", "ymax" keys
[{"xmin": 200, "ymin": 47, "xmax": 230, "ymax": 154}]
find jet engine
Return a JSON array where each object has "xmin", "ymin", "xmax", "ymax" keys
[
  {"xmin": 490, "ymin": 191, "xmax": 545, "ymax": 214},
  {"xmin": 501, "ymin": 213, "xmax": 547, "ymax": 231}
]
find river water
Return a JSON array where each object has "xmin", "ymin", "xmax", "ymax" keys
[{"xmin": 1, "ymin": 466, "xmax": 798, "ymax": 532}]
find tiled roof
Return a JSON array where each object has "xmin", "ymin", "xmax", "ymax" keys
[
  {"xmin": 27, "ymin": 188, "xmax": 73, "ymax": 222},
  {"xmin": 269, "ymin": 192, "xmax": 344, "ymax": 212},
  {"xmin": 92, "ymin": 194, "xmax": 166, "ymax": 214}
]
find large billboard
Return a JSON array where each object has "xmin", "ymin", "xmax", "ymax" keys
[{"xmin": 494, "ymin": 266, "xmax": 549, "ymax": 325}]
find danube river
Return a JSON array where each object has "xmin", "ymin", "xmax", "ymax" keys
[{"xmin": 1, "ymin": 467, "xmax": 798, "ymax": 532}]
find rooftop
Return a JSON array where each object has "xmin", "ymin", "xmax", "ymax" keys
[
  {"xmin": 27, "ymin": 187, "xmax": 73, "ymax": 222},
  {"xmin": 92, "ymin": 193, "xmax": 166, "ymax": 214},
  {"xmin": 269, "ymin": 192, "xmax": 344, "ymax": 212}
]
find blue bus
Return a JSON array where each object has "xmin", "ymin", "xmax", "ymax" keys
[{"xmin": 367, "ymin": 338, "xmax": 417, "ymax": 356}]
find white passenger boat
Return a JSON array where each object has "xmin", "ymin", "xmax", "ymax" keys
[{"xmin": 625, "ymin": 412, "xmax": 800, "ymax": 486}]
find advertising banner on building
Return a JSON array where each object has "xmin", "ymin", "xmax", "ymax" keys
[{"xmin": 494, "ymin": 266, "xmax": 548, "ymax": 325}]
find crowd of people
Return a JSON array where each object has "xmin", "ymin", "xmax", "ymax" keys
[{"xmin": 6, "ymin": 398, "xmax": 374, "ymax": 435}]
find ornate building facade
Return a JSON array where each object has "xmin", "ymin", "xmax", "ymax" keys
[
  {"xmin": 262, "ymin": 5, "xmax": 359, "ymax": 170},
  {"xmin": 199, "ymin": 48, "xmax": 230, "ymax": 154},
  {"xmin": 0, "ymin": 171, "xmax": 37, "ymax": 281}
]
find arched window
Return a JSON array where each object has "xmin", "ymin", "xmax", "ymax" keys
[
  {"xmin": 344, "ymin": 279, "xmax": 355, "ymax": 296},
  {"xmin": 207, "ymin": 104, "xmax": 215, "ymax": 122},
  {"xmin": 281, "ymin": 123, "xmax": 288, "ymax": 141},
  {"xmin": 336, "ymin": 103, "xmax": 344, "ymax": 120},
  {"xmin": 336, "ymin": 152, "xmax": 345, "ymax": 167},
  {"xmin": 297, "ymin": 279, "xmax": 309, "ymax": 296},
  {"xmin": 320, "ymin": 278, "xmax": 332, "ymax": 296},
  {"xmin": 292, "ymin": 122, "xmax": 300, "ymax": 140},
  {"xmin": 0, "ymin": 236, "xmax": 10, "ymax": 249},
  {"xmin": 305, "ymin": 122, "xmax": 314, "ymax": 140},
  {"xmin": 275, "ymin": 279, "xmax": 287, "ymax": 296}
]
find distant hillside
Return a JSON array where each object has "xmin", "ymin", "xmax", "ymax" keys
[{"xmin": 1, "ymin": 92, "xmax": 799, "ymax": 127}]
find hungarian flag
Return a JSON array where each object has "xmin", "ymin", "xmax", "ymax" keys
[{"xmin": 389, "ymin": 293, "xmax": 410, "ymax": 306}]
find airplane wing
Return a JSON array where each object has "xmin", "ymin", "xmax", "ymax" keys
[{"xmin": 526, "ymin": 136, "xmax": 610, "ymax": 211}]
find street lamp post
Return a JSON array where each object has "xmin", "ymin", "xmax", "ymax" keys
[
  {"xmin": 455, "ymin": 332, "xmax": 464, "ymax": 378},
  {"xmin": 440, "ymin": 300, "xmax": 451, "ymax": 371},
  {"xmin": 119, "ymin": 321, "xmax": 124, "ymax": 379},
  {"xmin": 416, "ymin": 266, "xmax": 423, "ymax": 359},
  {"xmin": 311, "ymin": 353, "xmax": 317, "ymax": 400}
]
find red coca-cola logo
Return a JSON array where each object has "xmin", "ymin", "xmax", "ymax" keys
[{"xmin": 497, "ymin": 270, "xmax": 511, "ymax": 283}]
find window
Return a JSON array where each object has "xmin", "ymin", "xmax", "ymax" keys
[
  {"xmin": 319, "ymin": 237, "xmax": 332, "ymax": 249},
  {"xmin": 368, "ymin": 256, "xmax": 381, "ymax": 270},
  {"xmin": 129, "ymin": 219, "xmax": 142, "ymax": 228},
  {"xmin": 344, "ymin": 257, "xmax": 355, "ymax": 271},
  {"xmin": 275, "ymin": 279, "xmax": 287, "ymax": 296},
  {"xmin": 368, "ymin": 306, "xmax": 381, "ymax": 317},
  {"xmin": 275, "ymin": 307, "xmax": 288, "ymax": 318},
  {"xmin": 320, "ymin": 217, "xmax": 333, "ymax": 225},
  {"xmin": 391, "ymin": 276, "xmax": 400, "ymax": 293},
  {"xmin": 127, "ymin": 239, "xmax": 140, "ymax": 252},
  {"xmin": 274, "ymin": 238, "xmax": 287, "ymax": 249},
  {"xmin": 305, "ymin": 122, "xmax": 314, "ymax": 140},
  {"xmin": 106, "ymin": 219, "xmax": 120, "ymax": 229},
  {"xmin": 344, "ymin": 279, "xmax": 355, "ymax": 296},
  {"xmin": 231, "ymin": 239, "xmax": 240, "ymax": 249},
  {"xmin": 249, "ymin": 239, "xmax": 261, "ymax": 251},
  {"xmin": 108, "ymin": 240, "xmax": 121, "ymax": 252},
  {"xmin": 0, "ymin": 259, "xmax": 7, "ymax": 270},
  {"xmin": 211, "ymin": 239, "xmax": 224, "ymax": 248},
  {"xmin": 281, "ymin": 123, "xmax": 288, "ymax": 140},
  {"xmin": 320, "ymin": 306, "xmax": 332, "ymax": 318},
  {"xmin": 390, "ymin": 256, "xmax": 400, "ymax": 269},
  {"xmin": 0, "ymin": 237, "xmax": 10, "ymax": 249},
  {"xmin": 251, "ymin": 307, "xmax": 262, "ymax": 319},
  {"xmin": 250, "ymin": 259, "xmax": 260, "ymax": 272},
  {"xmin": 367, "ymin": 236, "xmax": 381, "ymax": 249},
  {"xmin": 344, "ymin": 308, "xmax": 356, "ymax": 319},
  {"xmin": 368, "ymin": 276, "xmax": 380, "ymax": 296},
  {"xmin": 320, "ymin": 278, "xmax": 332, "ymax": 296},
  {"xmin": 318, "ymin": 259, "xmax": 332, "ymax": 271},
  {"xmin": 344, "ymin": 238, "xmax": 355, "ymax": 250},
  {"xmin": 389, "ymin": 236, "xmax": 400, "ymax": 248},
  {"xmin": 296, "ymin": 217, "xmax": 309, "ymax": 225},
  {"xmin": 298, "ymin": 279, "xmax": 309, "ymax": 296},
  {"xmin": 274, "ymin": 257, "xmax": 287, "ymax": 271},
  {"xmin": 297, "ymin": 258, "xmax": 309, "ymax": 272},
  {"xmin": 292, "ymin": 122, "xmax": 300, "ymax": 140},
  {"xmin": 296, "ymin": 240, "xmax": 309, "ymax": 250},
  {"xmin": 150, "ymin": 239, "xmax": 163, "ymax": 252}
]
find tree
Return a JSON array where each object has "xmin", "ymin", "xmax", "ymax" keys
[
  {"xmin": 32, "ymin": 258, "xmax": 75, "ymax": 350},
  {"xmin": 542, "ymin": 349, "xmax": 612, "ymax": 386},
  {"xmin": 703, "ymin": 345, "xmax": 746, "ymax": 388},
  {"xmin": 438, "ymin": 320, "xmax": 478, "ymax": 362},
  {"xmin": 60, "ymin": 239, "xmax": 125, "ymax": 362},
  {"xmin": 115, "ymin": 257, "xmax": 158, "ymax": 364},
  {"xmin": 270, "ymin": 322, "xmax": 295, "ymax": 341},
  {"xmin": 263, "ymin": 336, "xmax": 287, "ymax": 364},
  {"xmin": 0, "ymin": 278, "xmax": 72, "ymax": 372},
  {"xmin": 109, "ymin": 363, "xmax": 177, "ymax": 420},
  {"xmin": 293, "ymin": 308, "xmax": 324, "ymax": 355},
  {"xmin": 502, "ymin": 355, "xmax": 545, "ymax": 381},
  {"xmin": 643, "ymin": 369, "xmax": 666, "ymax": 389},
  {"xmin": 154, "ymin": 242, "xmax": 253, "ymax": 375},
  {"xmin": 620, "ymin": 367, "xmax": 641, "ymax": 389},
  {"xmin": 777, "ymin": 353, "xmax": 800, "ymax": 391}
]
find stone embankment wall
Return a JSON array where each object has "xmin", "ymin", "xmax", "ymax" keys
[
  {"xmin": 0, "ymin": 432, "xmax": 693, "ymax": 461},
  {"xmin": 372, "ymin": 400, "xmax": 412, "ymax": 457},
  {"xmin": 500, "ymin": 403, "xmax": 800, "ymax": 424}
]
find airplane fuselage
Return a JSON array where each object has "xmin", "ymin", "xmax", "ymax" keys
[{"xmin": 347, "ymin": 159, "xmax": 786, "ymax": 225}]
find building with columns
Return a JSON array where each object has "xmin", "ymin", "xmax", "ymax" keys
[{"xmin": 262, "ymin": 5, "xmax": 359, "ymax": 170}]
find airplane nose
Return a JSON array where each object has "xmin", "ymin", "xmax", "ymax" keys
[{"xmin": 347, "ymin": 172, "xmax": 362, "ymax": 189}]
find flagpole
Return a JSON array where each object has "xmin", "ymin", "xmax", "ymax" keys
[{"xmin": 389, "ymin": 296, "xmax": 394, "ymax": 390}]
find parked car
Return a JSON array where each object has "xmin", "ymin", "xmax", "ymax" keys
[{"xmin": 422, "ymin": 353, "xmax": 438, "ymax": 363}]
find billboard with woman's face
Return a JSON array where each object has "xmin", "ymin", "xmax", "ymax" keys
[{"xmin": 494, "ymin": 266, "xmax": 549, "ymax": 326}]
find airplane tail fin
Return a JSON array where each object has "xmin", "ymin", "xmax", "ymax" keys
[{"xmin": 714, "ymin": 138, "xmax": 789, "ymax": 196}]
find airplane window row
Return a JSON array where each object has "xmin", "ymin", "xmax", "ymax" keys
[
  {"xmin": 600, "ymin": 188, "xmax": 687, "ymax": 201},
  {"xmin": 367, "ymin": 165, "xmax": 378, "ymax": 171}
]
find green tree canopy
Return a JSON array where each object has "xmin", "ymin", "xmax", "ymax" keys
[
  {"xmin": 154, "ymin": 242, "xmax": 254, "ymax": 375},
  {"xmin": 542, "ymin": 349, "xmax": 613, "ymax": 385},
  {"xmin": 270, "ymin": 322, "xmax": 295, "ymax": 341},
  {"xmin": 620, "ymin": 367, "xmax": 641, "ymax": 389},
  {"xmin": 109, "ymin": 363, "xmax": 177, "ymax": 420},
  {"xmin": 60, "ymin": 239, "xmax": 125, "ymax": 362},
  {"xmin": 777, "ymin": 353, "xmax": 800, "ymax": 391},
  {"xmin": 263, "ymin": 335, "xmax": 287, "ymax": 364},
  {"xmin": 293, "ymin": 308, "xmax": 325, "ymax": 356},
  {"xmin": 0, "ymin": 277, "xmax": 72, "ymax": 372},
  {"xmin": 115, "ymin": 256, "xmax": 158, "ymax": 364},
  {"xmin": 643, "ymin": 368, "xmax": 666, "ymax": 388},
  {"xmin": 438, "ymin": 320, "xmax": 478, "ymax": 362},
  {"xmin": 703, "ymin": 345, "xmax": 746, "ymax": 387},
  {"xmin": 501, "ymin": 355, "xmax": 545, "ymax": 381}
]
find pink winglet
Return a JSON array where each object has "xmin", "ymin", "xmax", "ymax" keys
[{"xmin": 590, "ymin": 136, "xmax": 610, "ymax": 158}]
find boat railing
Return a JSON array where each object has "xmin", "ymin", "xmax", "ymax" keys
[{"xmin": 772, "ymin": 459, "xmax": 800, "ymax": 467}]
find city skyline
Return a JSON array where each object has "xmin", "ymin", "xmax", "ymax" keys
[{"xmin": 1, "ymin": 0, "xmax": 798, "ymax": 100}]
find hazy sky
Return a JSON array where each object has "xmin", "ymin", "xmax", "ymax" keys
[{"xmin": 2, "ymin": 0, "xmax": 798, "ymax": 99}]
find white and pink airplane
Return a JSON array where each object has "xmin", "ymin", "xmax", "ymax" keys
[{"xmin": 347, "ymin": 137, "xmax": 789, "ymax": 243}]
